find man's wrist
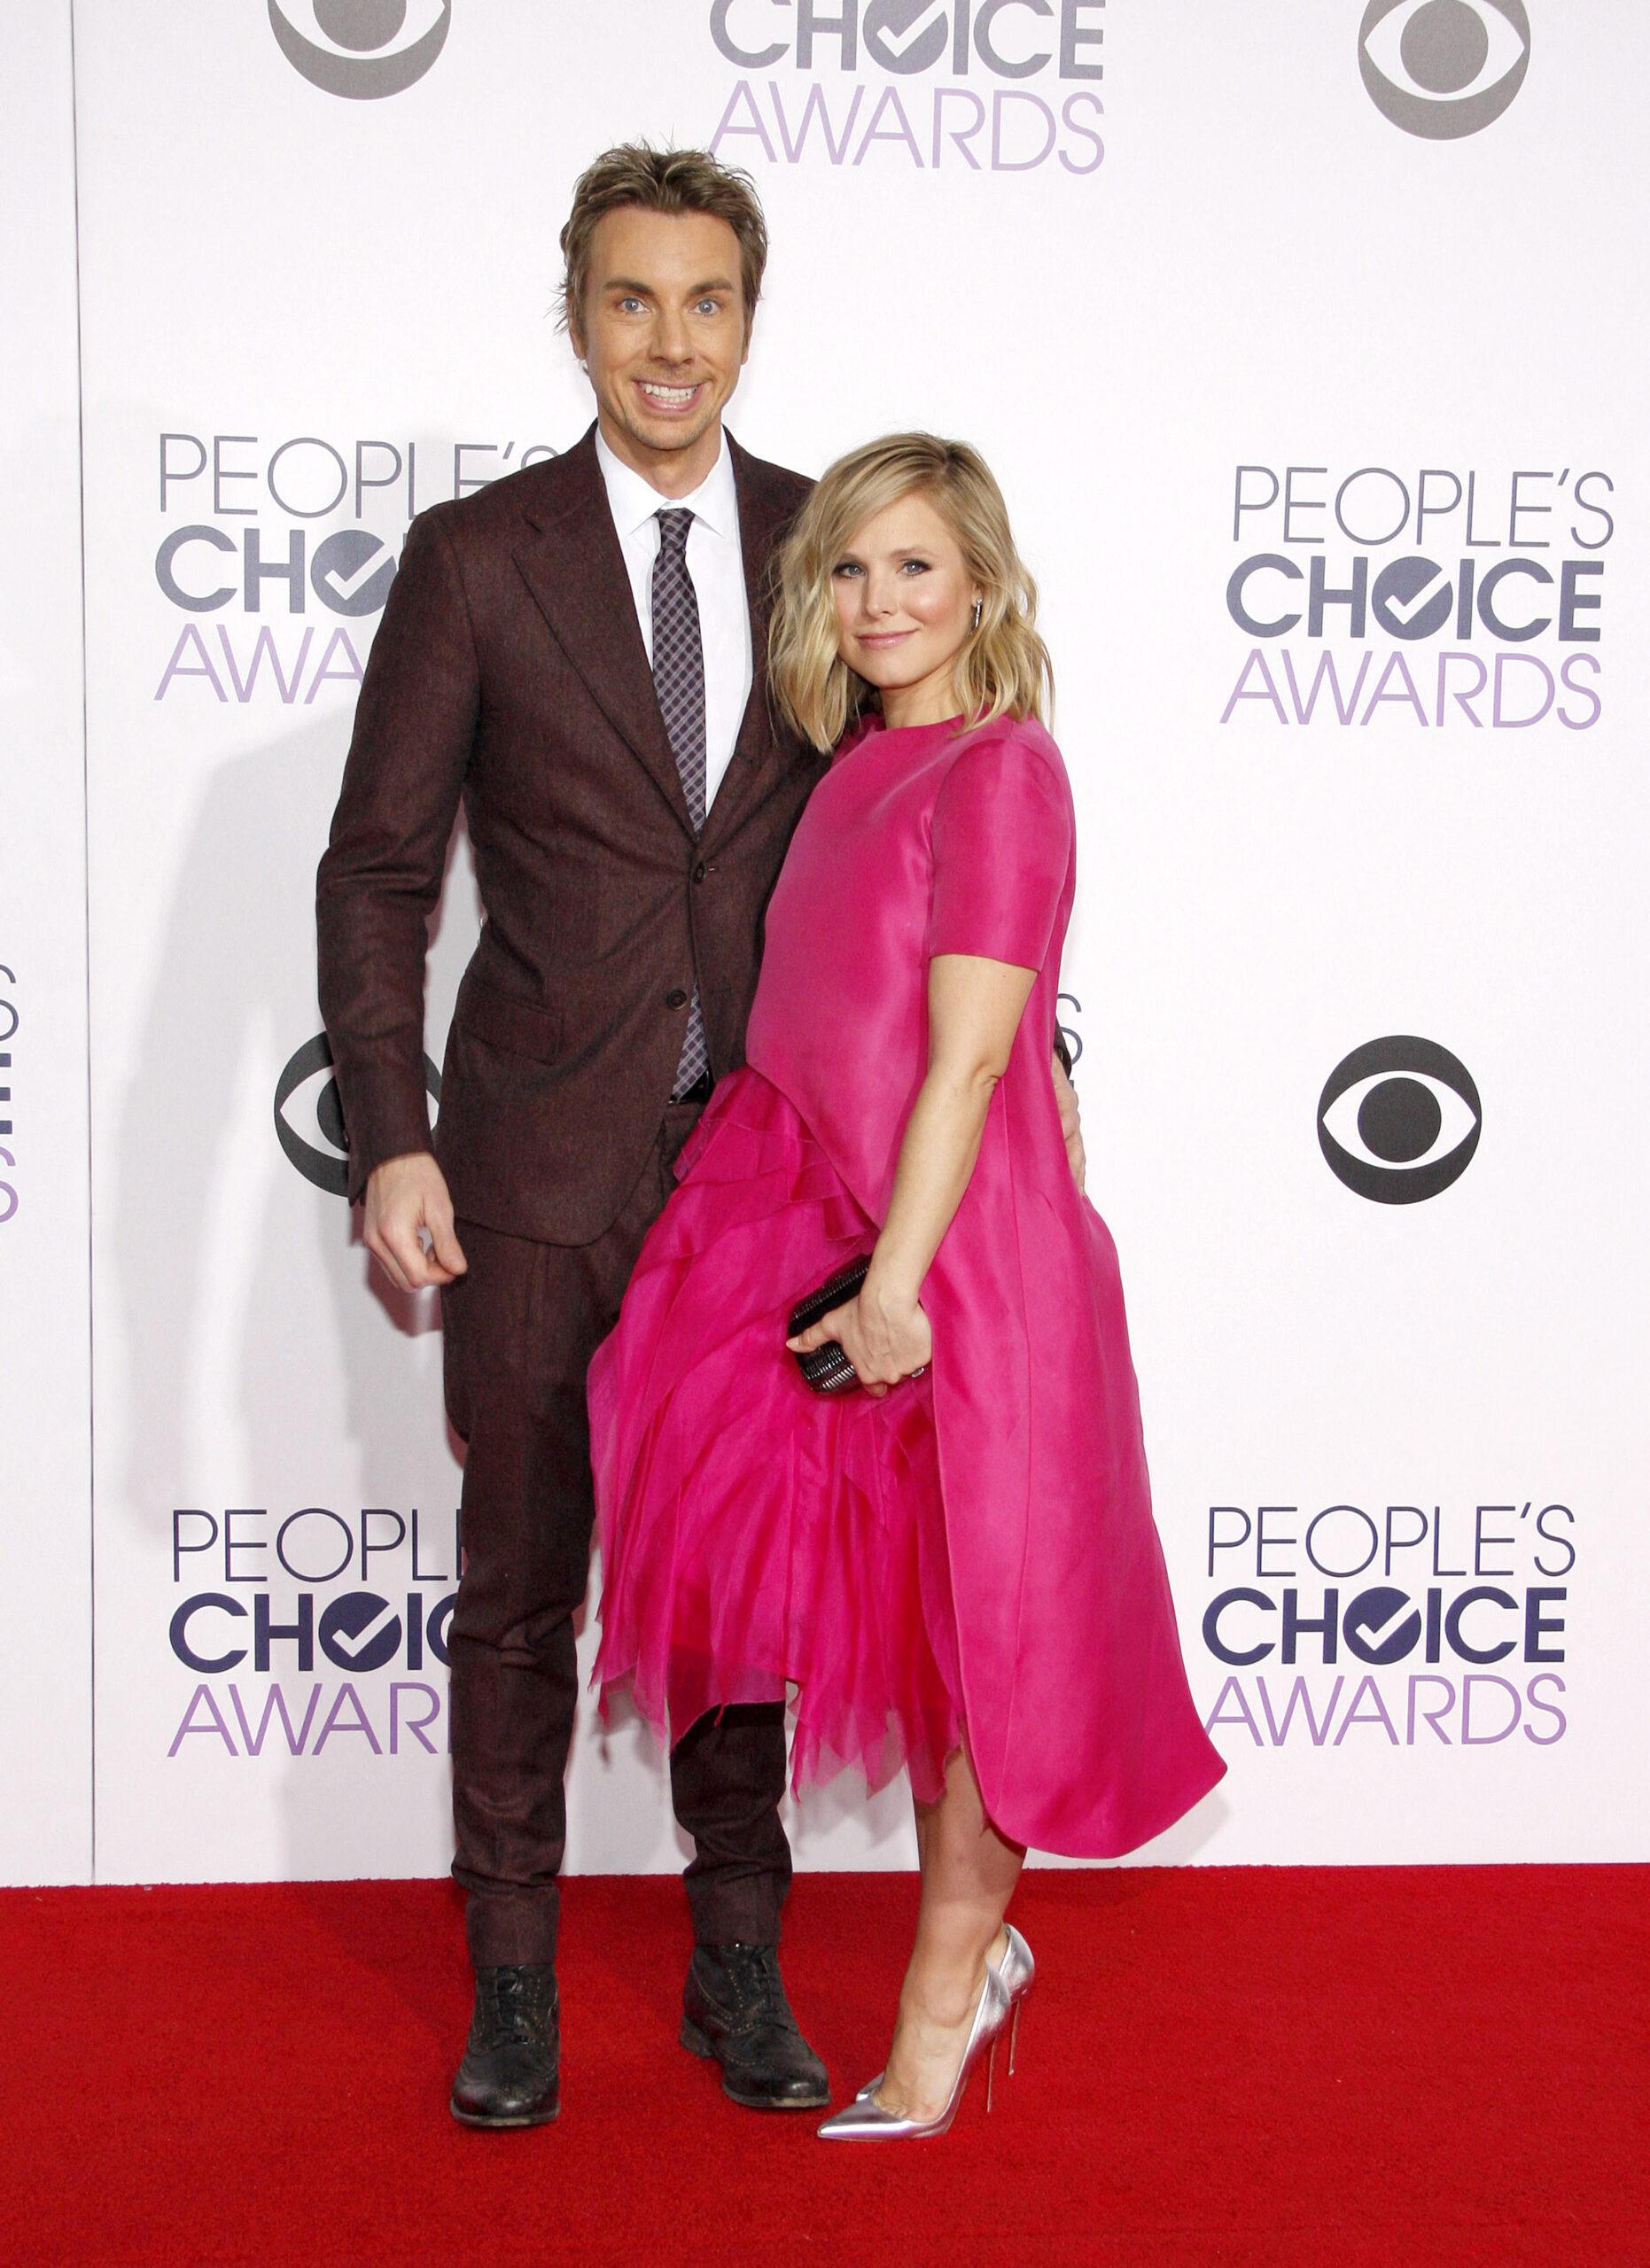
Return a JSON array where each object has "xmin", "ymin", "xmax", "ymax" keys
[
  {"xmin": 369, "ymin": 1146, "xmax": 436, "ymax": 1174},
  {"xmin": 362, "ymin": 1146, "xmax": 440, "ymax": 1208}
]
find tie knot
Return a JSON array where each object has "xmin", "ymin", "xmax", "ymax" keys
[{"xmin": 657, "ymin": 508, "xmax": 694, "ymax": 556}]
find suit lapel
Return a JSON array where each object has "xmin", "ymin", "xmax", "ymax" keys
[
  {"xmin": 510, "ymin": 430, "xmax": 694, "ymax": 835},
  {"xmin": 702, "ymin": 435, "xmax": 799, "ymax": 851}
]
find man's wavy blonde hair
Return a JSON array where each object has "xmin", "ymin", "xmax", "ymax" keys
[{"xmin": 769, "ymin": 433, "xmax": 1052, "ymax": 754}]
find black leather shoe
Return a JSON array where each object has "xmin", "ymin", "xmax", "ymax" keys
[
  {"xmin": 449, "ymin": 1962, "xmax": 560, "ymax": 2129},
  {"xmin": 680, "ymin": 1943, "xmax": 829, "ymax": 2110}
]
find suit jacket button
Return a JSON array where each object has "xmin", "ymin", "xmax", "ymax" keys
[
  {"xmin": 692, "ymin": 861, "xmax": 707, "ymax": 884},
  {"xmin": 665, "ymin": 988, "xmax": 689, "ymax": 1010}
]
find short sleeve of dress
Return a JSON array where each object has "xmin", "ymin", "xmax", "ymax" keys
[{"xmin": 928, "ymin": 725, "xmax": 1072, "ymax": 971}]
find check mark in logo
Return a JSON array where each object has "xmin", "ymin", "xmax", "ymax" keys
[
  {"xmin": 310, "ymin": 530, "xmax": 398, "ymax": 617},
  {"xmin": 866, "ymin": 0, "xmax": 950, "ymax": 68},
  {"xmin": 318, "ymin": 544, "xmax": 391, "ymax": 605},
  {"xmin": 323, "ymin": 1598, "xmax": 400, "ymax": 1666},
  {"xmin": 1382, "ymin": 568, "xmax": 1452, "ymax": 627},
  {"xmin": 1346, "ymin": 1596, "xmax": 1421, "ymax": 1664},
  {"xmin": 1357, "ymin": 1601, "xmax": 1414, "ymax": 1647}
]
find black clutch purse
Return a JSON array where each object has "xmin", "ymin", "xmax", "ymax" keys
[{"xmin": 786, "ymin": 1256, "xmax": 871, "ymax": 1394}]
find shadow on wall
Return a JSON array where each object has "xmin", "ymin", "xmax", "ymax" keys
[
  {"xmin": 114, "ymin": 718, "xmax": 456, "ymax": 1503},
  {"xmin": 112, "ymin": 714, "xmax": 462, "ymax": 1884}
]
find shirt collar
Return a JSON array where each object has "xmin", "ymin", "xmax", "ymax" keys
[{"xmin": 595, "ymin": 424, "xmax": 738, "ymax": 541}]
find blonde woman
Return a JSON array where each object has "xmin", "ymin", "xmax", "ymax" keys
[{"xmin": 590, "ymin": 435, "xmax": 1223, "ymax": 2139}]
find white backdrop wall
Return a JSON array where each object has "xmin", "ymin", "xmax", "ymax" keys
[
  {"xmin": 9, "ymin": 1, "xmax": 1646, "ymax": 1885},
  {"xmin": 0, "ymin": 12, "xmax": 93, "ymax": 1883}
]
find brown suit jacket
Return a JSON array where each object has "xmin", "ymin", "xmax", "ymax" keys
[{"xmin": 315, "ymin": 426, "xmax": 823, "ymax": 1245}]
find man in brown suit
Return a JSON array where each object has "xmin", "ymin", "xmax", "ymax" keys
[{"xmin": 316, "ymin": 148, "xmax": 830, "ymax": 2125}]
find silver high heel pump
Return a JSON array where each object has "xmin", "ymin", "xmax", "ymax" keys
[{"xmin": 817, "ymin": 1931, "xmax": 1029, "ymax": 2141}]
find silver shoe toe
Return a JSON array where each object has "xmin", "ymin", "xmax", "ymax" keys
[
  {"xmin": 817, "ymin": 2092, "xmax": 938, "ymax": 2140},
  {"xmin": 816, "ymin": 1964, "xmax": 1011, "ymax": 2141}
]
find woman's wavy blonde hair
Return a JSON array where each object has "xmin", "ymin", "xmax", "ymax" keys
[{"xmin": 768, "ymin": 433, "xmax": 1052, "ymax": 753}]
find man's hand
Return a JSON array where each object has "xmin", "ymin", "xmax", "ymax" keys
[
  {"xmin": 363, "ymin": 1151, "xmax": 468, "ymax": 1292},
  {"xmin": 1053, "ymin": 1052, "xmax": 1086, "ymax": 1192}
]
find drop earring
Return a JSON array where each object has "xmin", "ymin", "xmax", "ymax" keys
[{"xmin": 971, "ymin": 599, "xmax": 983, "ymax": 632}]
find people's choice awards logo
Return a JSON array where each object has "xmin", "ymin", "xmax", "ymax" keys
[
  {"xmin": 152, "ymin": 427, "xmax": 555, "ymax": 709},
  {"xmin": 269, "ymin": 0, "xmax": 451, "ymax": 100},
  {"xmin": 709, "ymin": 0, "xmax": 1106, "ymax": 177},
  {"xmin": 1358, "ymin": 0, "xmax": 1530, "ymax": 139},
  {"xmin": 168, "ymin": 1505, "xmax": 461, "ymax": 1764},
  {"xmin": 275, "ymin": 1033, "xmax": 441, "ymax": 1195},
  {"xmin": 1317, "ymin": 1037, "xmax": 1482, "ymax": 1203},
  {"xmin": 1199, "ymin": 1495, "xmax": 1575, "ymax": 1754},
  {"xmin": 1220, "ymin": 456, "xmax": 1610, "ymax": 737}
]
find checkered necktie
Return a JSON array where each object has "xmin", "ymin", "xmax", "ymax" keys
[{"xmin": 652, "ymin": 508, "xmax": 711, "ymax": 1096}]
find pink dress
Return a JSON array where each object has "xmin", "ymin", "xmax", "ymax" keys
[{"xmin": 589, "ymin": 713, "xmax": 1225, "ymax": 1855}]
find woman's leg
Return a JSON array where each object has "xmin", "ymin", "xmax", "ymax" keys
[{"xmin": 875, "ymin": 1740, "xmax": 1025, "ymax": 2120}]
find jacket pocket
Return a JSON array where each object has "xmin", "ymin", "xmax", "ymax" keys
[{"xmin": 453, "ymin": 970, "xmax": 563, "ymax": 1066}]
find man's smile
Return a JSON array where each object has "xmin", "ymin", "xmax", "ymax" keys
[{"xmin": 635, "ymin": 378, "xmax": 706, "ymax": 413}]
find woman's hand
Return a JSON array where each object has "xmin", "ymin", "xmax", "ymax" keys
[{"xmin": 787, "ymin": 1282, "xmax": 933, "ymax": 1400}]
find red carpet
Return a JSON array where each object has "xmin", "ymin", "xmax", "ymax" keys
[{"xmin": 3, "ymin": 1867, "xmax": 1645, "ymax": 2268}]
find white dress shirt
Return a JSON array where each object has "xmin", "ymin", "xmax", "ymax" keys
[{"xmin": 595, "ymin": 427, "xmax": 754, "ymax": 813}]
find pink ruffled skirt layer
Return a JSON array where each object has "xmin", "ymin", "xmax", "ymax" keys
[{"xmin": 589, "ymin": 1068, "xmax": 962, "ymax": 1804}]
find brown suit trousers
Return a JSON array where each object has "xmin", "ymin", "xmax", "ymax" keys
[{"xmin": 442, "ymin": 1107, "xmax": 791, "ymax": 1963}]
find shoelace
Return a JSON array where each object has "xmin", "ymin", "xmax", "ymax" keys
[
  {"xmin": 713, "ymin": 1946, "xmax": 798, "ymax": 2031},
  {"xmin": 478, "ymin": 1969, "xmax": 555, "ymax": 2049}
]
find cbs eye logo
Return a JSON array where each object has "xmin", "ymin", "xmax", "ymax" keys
[
  {"xmin": 1358, "ymin": 0, "xmax": 1530, "ymax": 139},
  {"xmin": 1317, "ymin": 1037, "xmax": 1482, "ymax": 1204},
  {"xmin": 275, "ymin": 1034, "xmax": 441, "ymax": 1196},
  {"xmin": 269, "ymin": 1, "xmax": 451, "ymax": 100}
]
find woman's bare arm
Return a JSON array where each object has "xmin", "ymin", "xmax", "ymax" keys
[{"xmin": 786, "ymin": 951, "xmax": 1035, "ymax": 1396}]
